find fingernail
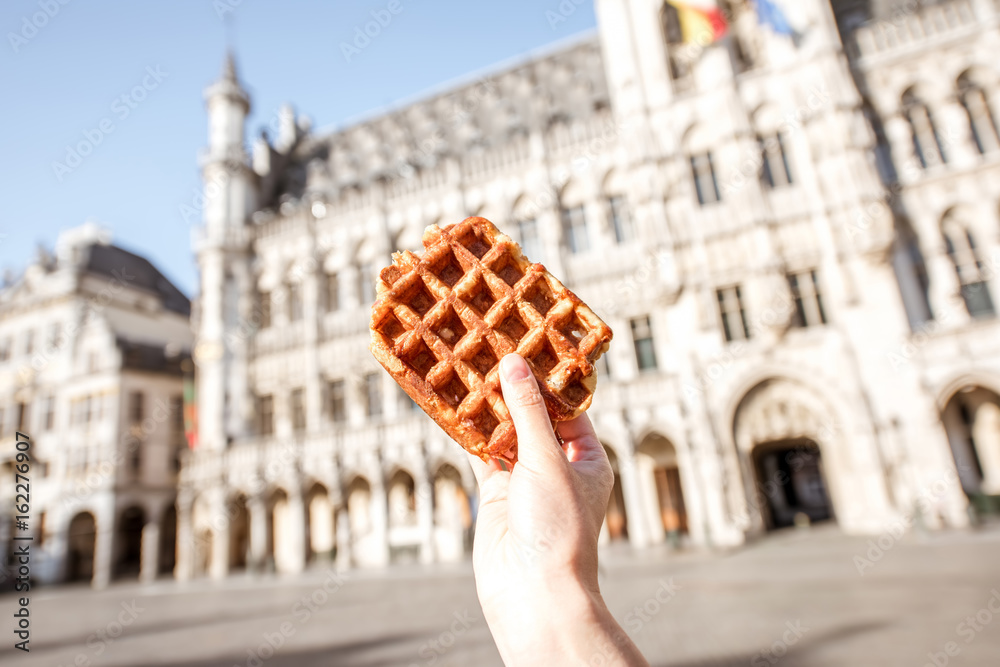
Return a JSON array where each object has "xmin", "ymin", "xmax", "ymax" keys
[{"xmin": 501, "ymin": 354, "xmax": 530, "ymax": 382}]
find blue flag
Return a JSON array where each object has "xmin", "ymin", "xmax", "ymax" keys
[{"xmin": 755, "ymin": 0, "xmax": 795, "ymax": 36}]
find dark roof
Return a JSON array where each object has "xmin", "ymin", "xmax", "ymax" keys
[
  {"xmin": 117, "ymin": 339, "xmax": 190, "ymax": 375},
  {"xmin": 85, "ymin": 244, "xmax": 190, "ymax": 316}
]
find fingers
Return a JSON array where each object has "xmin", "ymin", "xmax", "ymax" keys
[
  {"xmin": 498, "ymin": 354, "xmax": 566, "ymax": 474},
  {"xmin": 466, "ymin": 452, "xmax": 509, "ymax": 503},
  {"xmin": 556, "ymin": 413, "xmax": 606, "ymax": 463},
  {"xmin": 466, "ymin": 452, "xmax": 504, "ymax": 487},
  {"xmin": 556, "ymin": 413, "xmax": 597, "ymax": 442}
]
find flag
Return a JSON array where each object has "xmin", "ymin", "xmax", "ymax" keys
[
  {"xmin": 755, "ymin": 0, "xmax": 795, "ymax": 37},
  {"xmin": 183, "ymin": 374, "xmax": 198, "ymax": 449},
  {"xmin": 667, "ymin": 0, "xmax": 728, "ymax": 45}
]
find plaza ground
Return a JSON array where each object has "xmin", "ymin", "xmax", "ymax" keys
[{"xmin": 3, "ymin": 524, "xmax": 1000, "ymax": 666}]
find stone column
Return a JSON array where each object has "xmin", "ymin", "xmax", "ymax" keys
[
  {"xmin": 209, "ymin": 501, "xmax": 230, "ymax": 580},
  {"xmin": 370, "ymin": 480, "xmax": 390, "ymax": 567},
  {"xmin": 335, "ymin": 507, "xmax": 351, "ymax": 572},
  {"xmin": 284, "ymin": 490, "xmax": 307, "ymax": 574},
  {"xmin": 618, "ymin": 450, "xmax": 650, "ymax": 549},
  {"xmin": 139, "ymin": 512, "xmax": 161, "ymax": 584},
  {"xmin": 938, "ymin": 100, "xmax": 979, "ymax": 168},
  {"xmin": 925, "ymin": 249, "xmax": 970, "ymax": 326},
  {"xmin": 174, "ymin": 497, "xmax": 194, "ymax": 581},
  {"xmin": 248, "ymin": 495, "xmax": 268, "ymax": 572},
  {"xmin": 635, "ymin": 458, "xmax": 666, "ymax": 545},
  {"xmin": 416, "ymin": 475, "xmax": 435, "ymax": 565},
  {"xmin": 91, "ymin": 508, "xmax": 113, "ymax": 589}
]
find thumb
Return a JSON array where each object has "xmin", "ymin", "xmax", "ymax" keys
[{"xmin": 498, "ymin": 354, "xmax": 566, "ymax": 474}]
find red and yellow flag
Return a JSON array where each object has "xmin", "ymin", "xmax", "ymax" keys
[{"xmin": 667, "ymin": 0, "xmax": 728, "ymax": 45}]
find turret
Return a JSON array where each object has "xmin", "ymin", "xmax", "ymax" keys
[{"xmin": 194, "ymin": 53, "xmax": 256, "ymax": 451}]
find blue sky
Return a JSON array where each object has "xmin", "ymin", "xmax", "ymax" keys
[{"xmin": 0, "ymin": 0, "xmax": 597, "ymax": 296}]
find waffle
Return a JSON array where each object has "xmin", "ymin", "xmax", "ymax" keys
[{"xmin": 369, "ymin": 217, "xmax": 612, "ymax": 465}]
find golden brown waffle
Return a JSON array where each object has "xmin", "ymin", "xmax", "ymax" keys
[{"xmin": 369, "ymin": 217, "xmax": 612, "ymax": 465}]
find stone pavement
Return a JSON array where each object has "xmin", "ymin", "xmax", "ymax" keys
[{"xmin": 3, "ymin": 525, "xmax": 1000, "ymax": 666}]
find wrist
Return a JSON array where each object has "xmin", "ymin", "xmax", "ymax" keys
[{"xmin": 482, "ymin": 575, "xmax": 639, "ymax": 666}]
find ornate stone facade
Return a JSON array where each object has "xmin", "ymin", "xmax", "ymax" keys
[
  {"xmin": 178, "ymin": 0, "xmax": 1000, "ymax": 578},
  {"xmin": 0, "ymin": 224, "xmax": 192, "ymax": 587}
]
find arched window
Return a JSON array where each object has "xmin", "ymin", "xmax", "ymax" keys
[
  {"xmin": 958, "ymin": 72, "xmax": 1000, "ymax": 155},
  {"xmin": 943, "ymin": 211, "xmax": 995, "ymax": 319},
  {"xmin": 902, "ymin": 88, "xmax": 947, "ymax": 169}
]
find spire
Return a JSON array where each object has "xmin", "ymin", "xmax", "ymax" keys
[
  {"xmin": 222, "ymin": 50, "xmax": 238, "ymax": 83},
  {"xmin": 204, "ymin": 51, "xmax": 250, "ymax": 114}
]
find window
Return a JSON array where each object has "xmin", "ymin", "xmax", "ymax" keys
[
  {"xmin": 170, "ymin": 394, "xmax": 185, "ymax": 448},
  {"xmin": 128, "ymin": 391, "xmax": 144, "ymax": 426},
  {"xmin": 631, "ymin": 316, "xmax": 658, "ymax": 372},
  {"xmin": 257, "ymin": 395, "xmax": 274, "ymax": 436},
  {"xmin": 47, "ymin": 323, "xmax": 61, "ymax": 350},
  {"xmin": 717, "ymin": 286, "xmax": 751, "ymax": 342},
  {"xmin": 365, "ymin": 373, "xmax": 382, "ymax": 418},
  {"xmin": 518, "ymin": 219, "xmax": 542, "ymax": 261},
  {"xmin": 788, "ymin": 270, "xmax": 828, "ymax": 328},
  {"xmin": 902, "ymin": 89, "xmax": 947, "ymax": 169},
  {"xmin": 759, "ymin": 133, "xmax": 793, "ymax": 188},
  {"xmin": 358, "ymin": 264, "xmax": 376, "ymax": 305},
  {"xmin": 690, "ymin": 152, "xmax": 721, "ymax": 205},
  {"xmin": 24, "ymin": 330, "xmax": 34, "ymax": 356},
  {"xmin": 561, "ymin": 206, "xmax": 590, "ymax": 254},
  {"xmin": 129, "ymin": 446, "xmax": 142, "ymax": 479},
  {"xmin": 43, "ymin": 396, "xmax": 55, "ymax": 431},
  {"xmin": 608, "ymin": 196, "xmax": 634, "ymax": 244},
  {"xmin": 83, "ymin": 396, "xmax": 93, "ymax": 425},
  {"xmin": 16, "ymin": 403, "xmax": 28, "ymax": 433},
  {"xmin": 0, "ymin": 338, "xmax": 9, "ymax": 362},
  {"xmin": 328, "ymin": 379, "xmax": 346, "ymax": 423},
  {"xmin": 326, "ymin": 272, "xmax": 340, "ymax": 312},
  {"xmin": 958, "ymin": 74, "xmax": 1000, "ymax": 155},
  {"xmin": 946, "ymin": 227, "xmax": 995, "ymax": 319},
  {"xmin": 661, "ymin": 3, "xmax": 692, "ymax": 85},
  {"xmin": 287, "ymin": 282, "xmax": 303, "ymax": 321},
  {"xmin": 291, "ymin": 388, "xmax": 306, "ymax": 432},
  {"xmin": 258, "ymin": 291, "xmax": 272, "ymax": 329}
]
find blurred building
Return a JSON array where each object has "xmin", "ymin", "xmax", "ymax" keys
[
  {"xmin": 0, "ymin": 224, "xmax": 192, "ymax": 587},
  {"xmin": 179, "ymin": 0, "xmax": 1000, "ymax": 578}
]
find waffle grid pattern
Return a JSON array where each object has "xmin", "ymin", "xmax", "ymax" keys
[{"xmin": 370, "ymin": 217, "xmax": 612, "ymax": 463}]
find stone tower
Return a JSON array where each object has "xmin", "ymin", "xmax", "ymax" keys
[{"xmin": 194, "ymin": 53, "xmax": 256, "ymax": 453}]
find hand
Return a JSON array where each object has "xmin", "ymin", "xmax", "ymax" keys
[{"xmin": 467, "ymin": 354, "xmax": 649, "ymax": 666}]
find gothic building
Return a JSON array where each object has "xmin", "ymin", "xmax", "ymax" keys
[
  {"xmin": 177, "ymin": 0, "xmax": 1000, "ymax": 578},
  {"xmin": 0, "ymin": 224, "xmax": 192, "ymax": 587}
]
